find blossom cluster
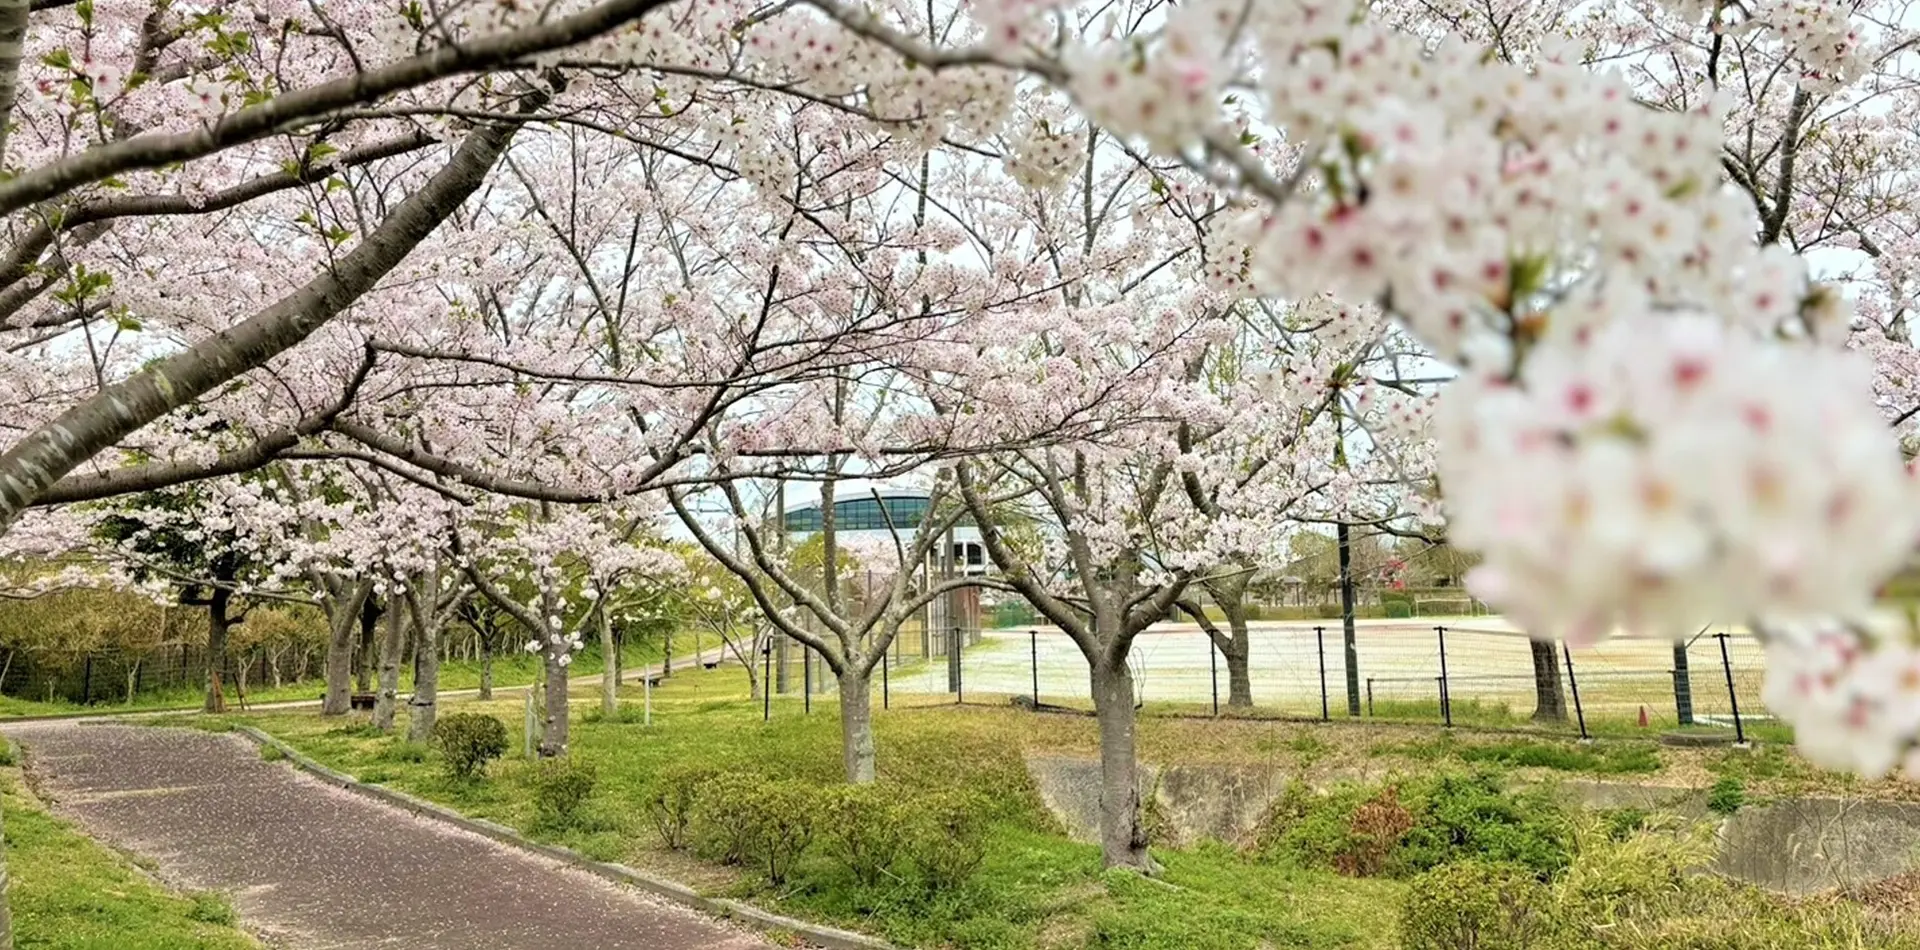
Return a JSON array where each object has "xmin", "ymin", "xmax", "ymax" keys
[
  {"xmin": 1762, "ymin": 0, "xmax": 1869, "ymax": 91},
  {"xmin": 1436, "ymin": 310, "xmax": 1920, "ymax": 645},
  {"xmin": 1763, "ymin": 622, "xmax": 1920, "ymax": 779}
]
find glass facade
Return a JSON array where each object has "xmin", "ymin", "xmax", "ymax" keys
[{"xmin": 783, "ymin": 494, "xmax": 932, "ymax": 532}]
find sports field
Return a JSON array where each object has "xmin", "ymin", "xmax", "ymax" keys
[{"xmin": 881, "ymin": 617, "xmax": 1768, "ymax": 726}]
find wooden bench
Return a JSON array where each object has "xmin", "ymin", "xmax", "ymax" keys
[{"xmin": 349, "ymin": 693, "xmax": 377, "ymax": 711}]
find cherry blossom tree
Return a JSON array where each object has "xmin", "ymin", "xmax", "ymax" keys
[
  {"xmin": 772, "ymin": 0, "xmax": 1920, "ymax": 786},
  {"xmin": 459, "ymin": 502, "xmax": 677, "ymax": 756},
  {"xmin": 674, "ymin": 472, "xmax": 983, "ymax": 783}
]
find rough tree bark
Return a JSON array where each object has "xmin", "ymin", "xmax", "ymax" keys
[
  {"xmin": 541, "ymin": 648, "xmax": 570, "ymax": 757},
  {"xmin": 1090, "ymin": 652, "xmax": 1152, "ymax": 870},
  {"xmin": 837, "ymin": 661, "xmax": 876, "ymax": 783},
  {"xmin": 1531, "ymin": 639, "xmax": 1568, "ymax": 722},
  {"xmin": 321, "ymin": 580, "xmax": 373, "ymax": 716},
  {"xmin": 479, "ymin": 633, "xmax": 495, "ymax": 701},
  {"xmin": 203, "ymin": 587, "xmax": 233, "ymax": 714},
  {"xmin": 404, "ymin": 586, "xmax": 445, "ymax": 743},
  {"xmin": 0, "ymin": 0, "xmax": 27, "ymax": 173},
  {"xmin": 1181, "ymin": 583, "xmax": 1255, "ymax": 708},
  {"xmin": 1338, "ymin": 521, "xmax": 1361, "ymax": 716},
  {"xmin": 597, "ymin": 603, "xmax": 618, "ymax": 719},
  {"xmin": 372, "ymin": 601, "xmax": 406, "ymax": 732},
  {"xmin": 356, "ymin": 596, "xmax": 378, "ymax": 694}
]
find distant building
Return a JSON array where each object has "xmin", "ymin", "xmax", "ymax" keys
[
  {"xmin": 781, "ymin": 490, "xmax": 987, "ymax": 575},
  {"xmin": 773, "ymin": 490, "xmax": 984, "ymax": 689}
]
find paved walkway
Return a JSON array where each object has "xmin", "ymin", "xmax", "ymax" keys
[{"xmin": 4, "ymin": 722, "xmax": 772, "ymax": 950}]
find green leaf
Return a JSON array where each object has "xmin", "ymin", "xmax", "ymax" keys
[
  {"xmin": 115, "ymin": 315, "xmax": 143, "ymax": 333},
  {"xmin": 41, "ymin": 49, "xmax": 73, "ymax": 70},
  {"xmin": 325, "ymin": 226, "xmax": 353, "ymax": 246},
  {"xmin": 101, "ymin": 176, "xmax": 128, "ymax": 189},
  {"xmin": 306, "ymin": 141, "xmax": 340, "ymax": 163},
  {"xmin": 75, "ymin": 0, "xmax": 93, "ymax": 24}
]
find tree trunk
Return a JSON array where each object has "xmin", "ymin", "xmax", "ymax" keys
[
  {"xmin": 838, "ymin": 664, "xmax": 876, "ymax": 784},
  {"xmin": 372, "ymin": 601, "xmax": 405, "ymax": 732},
  {"xmin": 204, "ymin": 588, "xmax": 231, "ymax": 714},
  {"xmin": 1221, "ymin": 601, "xmax": 1253, "ymax": 708},
  {"xmin": 0, "ymin": 0, "xmax": 29, "ymax": 182},
  {"xmin": 539, "ymin": 649, "xmax": 570, "ymax": 757},
  {"xmin": 662, "ymin": 629, "xmax": 672, "ymax": 677},
  {"xmin": 1530, "ymin": 639, "xmax": 1567, "ymax": 722},
  {"xmin": 1091, "ymin": 658, "xmax": 1154, "ymax": 872},
  {"xmin": 356, "ymin": 597, "xmax": 378, "ymax": 694},
  {"xmin": 406, "ymin": 597, "xmax": 441, "ymax": 744},
  {"xmin": 1338, "ymin": 522, "xmax": 1361, "ymax": 716},
  {"xmin": 478, "ymin": 635, "xmax": 494, "ymax": 701},
  {"xmin": 597, "ymin": 605, "xmax": 617, "ymax": 719},
  {"xmin": 321, "ymin": 591, "xmax": 364, "ymax": 715}
]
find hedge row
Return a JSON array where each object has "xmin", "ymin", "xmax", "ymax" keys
[{"xmin": 645, "ymin": 763, "xmax": 989, "ymax": 889}]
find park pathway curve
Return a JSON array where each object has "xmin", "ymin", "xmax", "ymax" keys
[{"xmin": 3, "ymin": 721, "xmax": 773, "ymax": 950}]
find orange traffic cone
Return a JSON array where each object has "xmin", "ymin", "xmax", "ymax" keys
[{"xmin": 1638, "ymin": 705, "xmax": 1649, "ymax": 728}]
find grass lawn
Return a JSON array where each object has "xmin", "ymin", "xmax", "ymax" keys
[
  {"xmin": 2, "ymin": 768, "xmax": 257, "ymax": 949},
  {"xmin": 215, "ymin": 663, "xmax": 1909, "ymax": 949},
  {"xmin": 228, "ymin": 665, "xmax": 1405, "ymax": 950}
]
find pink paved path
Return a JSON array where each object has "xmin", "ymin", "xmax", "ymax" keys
[{"xmin": 5, "ymin": 722, "xmax": 771, "ymax": 950}]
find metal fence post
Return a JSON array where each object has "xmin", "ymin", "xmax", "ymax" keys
[
  {"xmin": 1030, "ymin": 629, "xmax": 1040, "ymax": 706},
  {"xmin": 1716, "ymin": 632, "xmax": 1746, "ymax": 746},
  {"xmin": 882, "ymin": 648, "xmax": 890, "ymax": 710},
  {"xmin": 1210, "ymin": 641, "xmax": 1220, "ymax": 717},
  {"xmin": 1366, "ymin": 678, "xmax": 1374, "ymax": 717},
  {"xmin": 81, "ymin": 654, "xmax": 92, "ymax": 705},
  {"xmin": 1316, "ymin": 625, "xmax": 1329, "ymax": 722},
  {"xmin": 804, "ymin": 648, "xmax": 812, "ymax": 715},
  {"xmin": 954, "ymin": 626, "xmax": 963, "ymax": 705},
  {"xmin": 1435, "ymin": 626, "xmax": 1452, "ymax": 727},
  {"xmin": 762, "ymin": 641, "xmax": 772, "ymax": 722},
  {"xmin": 1562, "ymin": 644, "xmax": 1589, "ymax": 741},
  {"xmin": 1673, "ymin": 640, "xmax": 1696, "ymax": 726}
]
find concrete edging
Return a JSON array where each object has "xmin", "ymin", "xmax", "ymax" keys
[{"xmin": 230, "ymin": 725, "xmax": 893, "ymax": 950}]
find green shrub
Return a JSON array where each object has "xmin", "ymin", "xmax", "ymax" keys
[
  {"xmin": 736, "ymin": 779, "xmax": 817, "ymax": 885},
  {"xmin": 690, "ymin": 771, "xmax": 763, "ymax": 865},
  {"xmin": 1253, "ymin": 780, "xmax": 1375, "ymax": 870},
  {"xmin": 905, "ymin": 791, "xmax": 989, "ymax": 891},
  {"xmin": 1707, "ymin": 776, "xmax": 1746, "ymax": 815},
  {"xmin": 1457, "ymin": 740, "xmax": 1661, "ymax": 775},
  {"xmin": 433, "ymin": 713, "xmax": 509, "ymax": 780},
  {"xmin": 1395, "ymin": 773, "xmax": 1572, "ymax": 879},
  {"xmin": 644, "ymin": 763, "xmax": 718, "ymax": 851},
  {"xmin": 818, "ymin": 783, "xmax": 910, "ymax": 886},
  {"xmin": 1399, "ymin": 860, "xmax": 1550, "ymax": 950},
  {"xmin": 1338, "ymin": 785, "xmax": 1416, "ymax": 877},
  {"xmin": 525, "ymin": 757, "xmax": 598, "ymax": 829}
]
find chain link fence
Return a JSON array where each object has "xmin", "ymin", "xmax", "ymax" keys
[{"xmin": 763, "ymin": 618, "xmax": 1773, "ymax": 741}]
